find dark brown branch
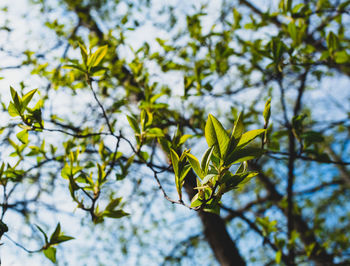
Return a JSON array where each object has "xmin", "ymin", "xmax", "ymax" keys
[
  {"xmin": 287, "ymin": 69, "xmax": 308, "ymax": 265},
  {"xmin": 287, "ymin": 125, "xmax": 296, "ymax": 265},
  {"xmin": 267, "ymin": 151, "xmax": 350, "ymax": 165},
  {"xmin": 295, "ymin": 180, "xmax": 345, "ymax": 195},
  {"xmin": 36, "ymin": 126, "xmax": 110, "ymax": 138}
]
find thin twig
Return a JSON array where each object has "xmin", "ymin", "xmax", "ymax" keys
[
  {"xmin": 87, "ymin": 77, "xmax": 114, "ymax": 135},
  {"xmin": 4, "ymin": 234, "xmax": 42, "ymax": 253}
]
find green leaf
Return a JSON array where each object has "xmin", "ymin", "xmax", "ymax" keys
[
  {"xmin": 224, "ymin": 126, "xmax": 243, "ymax": 163},
  {"xmin": 150, "ymin": 92, "xmax": 164, "ymax": 103},
  {"xmin": 19, "ymin": 124, "xmax": 32, "ymax": 130},
  {"xmin": 235, "ymin": 162, "xmax": 247, "ymax": 175},
  {"xmin": 140, "ymin": 109, "xmax": 147, "ymax": 131},
  {"xmin": 61, "ymin": 164, "xmax": 71, "ymax": 180},
  {"xmin": 232, "ymin": 112, "xmax": 244, "ymax": 139},
  {"xmin": 0, "ymin": 162, "xmax": 5, "ymax": 178},
  {"xmin": 210, "ymin": 154, "xmax": 220, "ymax": 168},
  {"xmin": 236, "ymin": 171, "xmax": 258, "ymax": 188},
  {"xmin": 179, "ymin": 164, "xmax": 191, "ymax": 187},
  {"xmin": 54, "ymin": 235, "xmax": 74, "ymax": 244},
  {"xmin": 13, "ymin": 93, "xmax": 22, "ymax": 113},
  {"xmin": 126, "ymin": 115, "xmax": 140, "ymax": 134},
  {"xmin": 292, "ymin": 114, "xmax": 306, "ymax": 138},
  {"xmin": 10, "ymin": 86, "xmax": 16, "ymax": 100},
  {"xmin": 220, "ymin": 171, "xmax": 256, "ymax": 191},
  {"xmin": 103, "ymin": 209, "xmax": 129, "ymax": 219},
  {"xmin": 256, "ymin": 216, "xmax": 277, "ymax": 236},
  {"xmin": 327, "ymin": 31, "xmax": 339, "ymax": 52},
  {"xmin": 200, "ymin": 146, "xmax": 214, "ymax": 175},
  {"xmin": 288, "ymin": 22, "xmax": 297, "ymax": 43},
  {"xmin": 16, "ymin": 130, "xmax": 28, "ymax": 144},
  {"xmin": 236, "ymin": 129, "xmax": 265, "ymax": 150},
  {"xmin": 186, "ymin": 153, "xmax": 204, "ymax": 179},
  {"xmin": 226, "ymin": 147, "xmax": 264, "ymax": 166},
  {"xmin": 203, "ymin": 201, "xmax": 220, "ymax": 215},
  {"xmin": 22, "ymin": 89, "xmax": 37, "ymax": 109},
  {"xmin": 270, "ymin": 38, "xmax": 285, "ymax": 61},
  {"xmin": 170, "ymin": 148, "xmax": 179, "ymax": 177},
  {"xmin": 35, "ymin": 225, "xmax": 48, "ymax": 244},
  {"xmin": 190, "ymin": 193, "xmax": 203, "ymax": 208},
  {"xmin": 202, "ymin": 174, "xmax": 216, "ymax": 185},
  {"xmin": 292, "ymin": 3, "xmax": 304, "ymax": 13},
  {"xmin": 8, "ymin": 102, "xmax": 20, "ymax": 117},
  {"xmin": 49, "ymin": 223, "xmax": 61, "ymax": 244},
  {"xmin": 62, "ymin": 64, "xmax": 86, "ymax": 73},
  {"xmin": 78, "ymin": 42, "xmax": 88, "ymax": 64},
  {"xmin": 43, "ymin": 247, "xmax": 56, "ymax": 263},
  {"xmin": 88, "ymin": 45, "xmax": 108, "ymax": 68},
  {"xmin": 157, "ymin": 137, "xmax": 171, "ymax": 154},
  {"xmin": 263, "ymin": 98, "xmax": 271, "ymax": 126},
  {"xmin": 205, "ymin": 114, "xmax": 229, "ymax": 159},
  {"xmin": 0, "ymin": 220, "xmax": 8, "ymax": 236},
  {"xmin": 305, "ymin": 243, "xmax": 316, "ymax": 257},
  {"xmin": 105, "ymin": 197, "xmax": 123, "ymax": 211},
  {"xmin": 334, "ymin": 51, "xmax": 349, "ymax": 64},
  {"xmin": 301, "ymin": 131, "xmax": 324, "ymax": 147},
  {"xmin": 171, "ymin": 149, "xmax": 191, "ymax": 200},
  {"xmin": 275, "ymin": 250, "xmax": 282, "ymax": 264},
  {"xmin": 97, "ymin": 163, "xmax": 106, "ymax": 186},
  {"xmin": 287, "ymin": 0, "xmax": 293, "ymax": 12},
  {"xmin": 90, "ymin": 66, "xmax": 108, "ymax": 77},
  {"xmin": 147, "ymin": 127, "xmax": 164, "ymax": 137},
  {"xmin": 178, "ymin": 134, "xmax": 192, "ymax": 146}
]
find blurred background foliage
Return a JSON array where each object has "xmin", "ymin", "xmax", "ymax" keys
[{"xmin": 0, "ymin": 0, "xmax": 349, "ymax": 265}]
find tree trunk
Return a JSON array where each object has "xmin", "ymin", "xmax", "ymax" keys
[{"xmin": 184, "ymin": 171, "xmax": 246, "ymax": 266}]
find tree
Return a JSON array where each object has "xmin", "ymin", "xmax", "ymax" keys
[{"xmin": 0, "ymin": 0, "xmax": 349, "ymax": 265}]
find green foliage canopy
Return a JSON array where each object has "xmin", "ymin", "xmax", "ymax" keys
[{"xmin": 0, "ymin": 0, "xmax": 349, "ymax": 265}]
